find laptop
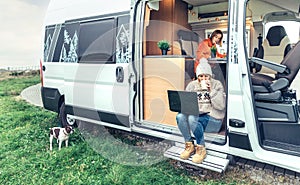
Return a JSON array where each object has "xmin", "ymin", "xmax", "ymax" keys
[{"xmin": 167, "ymin": 90, "xmax": 200, "ymax": 115}]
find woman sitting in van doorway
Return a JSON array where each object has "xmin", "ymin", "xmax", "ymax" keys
[
  {"xmin": 176, "ymin": 58, "xmax": 226, "ymax": 164},
  {"xmin": 194, "ymin": 29, "xmax": 226, "ymax": 70}
]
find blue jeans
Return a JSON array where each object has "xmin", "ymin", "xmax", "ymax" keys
[{"xmin": 176, "ymin": 113, "xmax": 222, "ymax": 145}]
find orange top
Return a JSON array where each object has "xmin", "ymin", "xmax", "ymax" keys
[{"xmin": 194, "ymin": 38, "xmax": 226, "ymax": 72}]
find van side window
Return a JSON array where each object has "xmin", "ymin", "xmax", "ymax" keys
[
  {"xmin": 44, "ymin": 24, "xmax": 64, "ymax": 62},
  {"xmin": 44, "ymin": 26, "xmax": 54, "ymax": 62},
  {"xmin": 79, "ymin": 18, "xmax": 116, "ymax": 63},
  {"xmin": 116, "ymin": 15, "xmax": 130, "ymax": 63},
  {"xmin": 61, "ymin": 23, "xmax": 79, "ymax": 63}
]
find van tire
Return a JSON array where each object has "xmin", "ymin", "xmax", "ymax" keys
[{"xmin": 59, "ymin": 102, "xmax": 77, "ymax": 127}]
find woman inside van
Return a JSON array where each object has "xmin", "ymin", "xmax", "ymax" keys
[{"xmin": 194, "ymin": 29, "xmax": 226, "ymax": 70}]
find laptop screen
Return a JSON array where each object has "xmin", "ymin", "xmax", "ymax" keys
[{"xmin": 167, "ymin": 90, "xmax": 200, "ymax": 115}]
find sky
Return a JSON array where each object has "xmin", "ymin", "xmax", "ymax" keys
[{"xmin": 0, "ymin": 0, "xmax": 50, "ymax": 68}]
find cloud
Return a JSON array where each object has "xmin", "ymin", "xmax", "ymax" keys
[{"xmin": 0, "ymin": 0, "xmax": 49, "ymax": 68}]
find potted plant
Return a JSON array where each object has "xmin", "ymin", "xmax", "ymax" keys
[
  {"xmin": 157, "ymin": 40, "xmax": 170, "ymax": 55},
  {"xmin": 211, "ymin": 46, "xmax": 217, "ymax": 58}
]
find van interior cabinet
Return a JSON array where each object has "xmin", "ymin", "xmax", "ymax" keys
[
  {"xmin": 143, "ymin": 56, "xmax": 193, "ymax": 126},
  {"xmin": 145, "ymin": 0, "xmax": 190, "ymax": 55}
]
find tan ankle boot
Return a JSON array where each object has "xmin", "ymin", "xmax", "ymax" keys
[
  {"xmin": 192, "ymin": 145, "xmax": 207, "ymax": 163},
  {"xmin": 180, "ymin": 142, "xmax": 195, "ymax": 160}
]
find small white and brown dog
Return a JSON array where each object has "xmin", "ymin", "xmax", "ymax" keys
[{"xmin": 49, "ymin": 126, "xmax": 74, "ymax": 151}]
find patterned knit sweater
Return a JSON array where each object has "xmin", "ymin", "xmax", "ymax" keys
[{"xmin": 185, "ymin": 78, "xmax": 226, "ymax": 120}]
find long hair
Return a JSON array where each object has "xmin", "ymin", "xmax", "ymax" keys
[{"xmin": 209, "ymin": 30, "xmax": 223, "ymax": 46}]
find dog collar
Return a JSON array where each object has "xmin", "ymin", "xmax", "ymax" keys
[{"xmin": 63, "ymin": 129, "xmax": 69, "ymax": 135}]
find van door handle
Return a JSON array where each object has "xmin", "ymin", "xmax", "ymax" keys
[
  {"xmin": 116, "ymin": 66, "xmax": 124, "ymax": 83},
  {"xmin": 42, "ymin": 65, "xmax": 46, "ymax": 71}
]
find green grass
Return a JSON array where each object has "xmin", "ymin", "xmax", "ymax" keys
[{"xmin": 0, "ymin": 75, "xmax": 253, "ymax": 185}]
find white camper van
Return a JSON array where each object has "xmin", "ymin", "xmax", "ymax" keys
[{"xmin": 41, "ymin": 0, "xmax": 300, "ymax": 173}]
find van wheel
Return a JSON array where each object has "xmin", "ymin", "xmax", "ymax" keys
[{"xmin": 59, "ymin": 102, "xmax": 77, "ymax": 127}]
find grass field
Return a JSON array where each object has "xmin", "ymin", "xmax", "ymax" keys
[{"xmin": 0, "ymin": 74, "xmax": 254, "ymax": 185}]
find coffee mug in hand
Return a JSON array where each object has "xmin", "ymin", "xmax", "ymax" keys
[{"xmin": 200, "ymin": 80, "xmax": 208, "ymax": 90}]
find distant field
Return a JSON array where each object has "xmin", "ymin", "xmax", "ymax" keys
[
  {"xmin": 0, "ymin": 74, "xmax": 254, "ymax": 185},
  {"xmin": 0, "ymin": 69, "xmax": 39, "ymax": 81}
]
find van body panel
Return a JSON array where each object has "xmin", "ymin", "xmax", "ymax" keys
[
  {"xmin": 42, "ymin": 0, "xmax": 132, "ymax": 129},
  {"xmin": 65, "ymin": 105, "xmax": 130, "ymax": 127},
  {"xmin": 42, "ymin": 63, "xmax": 65, "ymax": 92},
  {"xmin": 63, "ymin": 63, "xmax": 129, "ymax": 115}
]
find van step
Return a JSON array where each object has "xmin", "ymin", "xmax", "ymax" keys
[{"xmin": 164, "ymin": 145, "xmax": 229, "ymax": 173}]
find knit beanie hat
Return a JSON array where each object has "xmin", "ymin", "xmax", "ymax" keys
[{"xmin": 196, "ymin": 58, "xmax": 212, "ymax": 77}]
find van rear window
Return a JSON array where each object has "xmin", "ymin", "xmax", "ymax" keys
[{"xmin": 44, "ymin": 25, "xmax": 64, "ymax": 62}]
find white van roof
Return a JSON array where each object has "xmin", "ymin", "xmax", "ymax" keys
[{"xmin": 45, "ymin": 0, "xmax": 131, "ymax": 25}]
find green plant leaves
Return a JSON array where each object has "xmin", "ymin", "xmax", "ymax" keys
[{"xmin": 157, "ymin": 40, "xmax": 170, "ymax": 50}]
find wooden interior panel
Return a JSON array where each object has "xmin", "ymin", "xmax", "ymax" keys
[
  {"xmin": 143, "ymin": 57, "xmax": 186, "ymax": 126},
  {"xmin": 173, "ymin": 0, "xmax": 191, "ymax": 41},
  {"xmin": 145, "ymin": 0, "xmax": 191, "ymax": 55}
]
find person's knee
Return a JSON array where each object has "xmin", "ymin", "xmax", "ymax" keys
[
  {"xmin": 187, "ymin": 115, "xmax": 197, "ymax": 123},
  {"xmin": 176, "ymin": 113, "xmax": 186, "ymax": 125},
  {"xmin": 176, "ymin": 113, "xmax": 185, "ymax": 120},
  {"xmin": 187, "ymin": 115, "xmax": 198, "ymax": 130}
]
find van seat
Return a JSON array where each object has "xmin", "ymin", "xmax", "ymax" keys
[
  {"xmin": 177, "ymin": 30, "xmax": 199, "ymax": 57},
  {"xmin": 251, "ymin": 41, "xmax": 300, "ymax": 102},
  {"xmin": 255, "ymin": 26, "xmax": 292, "ymax": 74}
]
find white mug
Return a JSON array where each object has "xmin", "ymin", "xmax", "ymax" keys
[{"xmin": 200, "ymin": 80, "xmax": 208, "ymax": 90}]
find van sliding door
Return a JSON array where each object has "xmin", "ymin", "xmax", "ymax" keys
[{"xmin": 63, "ymin": 13, "xmax": 132, "ymax": 128}]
